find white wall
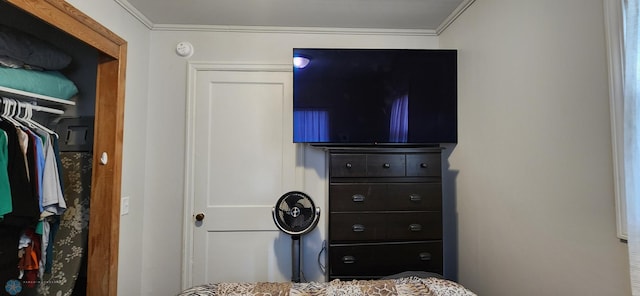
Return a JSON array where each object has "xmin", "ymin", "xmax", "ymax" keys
[
  {"xmin": 63, "ymin": 1, "xmax": 151, "ymax": 295},
  {"xmin": 141, "ymin": 29, "xmax": 438, "ymax": 295},
  {"xmin": 439, "ymin": 0, "xmax": 631, "ymax": 295}
]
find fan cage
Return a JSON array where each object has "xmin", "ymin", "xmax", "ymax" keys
[{"xmin": 272, "ymin": 191, "xmax": 320, "ymax": 236}]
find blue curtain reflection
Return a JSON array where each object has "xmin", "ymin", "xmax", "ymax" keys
[
  {"xmin": 389, "ymin": 95, "xmax": 408, "ymax": 142},
  {"xmin": 293, "ymin": 110, "xmax": 329, "ymax": 142}
]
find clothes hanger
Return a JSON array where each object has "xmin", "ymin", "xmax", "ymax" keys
[
  {"xmin": 15, "ymin": 101, "xmax": 33, "ymax": 127},
  {"xmin": 24, "ymin": 103, "xmax": 57, "ymax": 137},
  {"xmin": 1, "ymin": 98, "xmax": 25, "ymax": 128},
  {"xmin": 0, "ymin": 98, "xmax": 9, "ymax": 123},
  {"xmin": 1, "ymin": 98, "xmax": 10, "ymax": 118}
]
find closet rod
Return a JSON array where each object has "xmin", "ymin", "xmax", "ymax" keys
[{"xmin": 29, "ymin": 104, "xmax": 64, "ymax": 115}]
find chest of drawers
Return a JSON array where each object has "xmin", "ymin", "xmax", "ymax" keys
[{"xmin": 327, "ymin": 148, "xmax": 443, "ymax": 280}]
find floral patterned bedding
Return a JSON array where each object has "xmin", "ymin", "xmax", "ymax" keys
[{"xmin": 178, "ymin": 276, "xmax": 477, "ymax": 296}]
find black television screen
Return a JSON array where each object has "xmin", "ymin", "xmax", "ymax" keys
[{"xmin": 293, "ymin": 48, "xmax": 457, "ymax": 146}]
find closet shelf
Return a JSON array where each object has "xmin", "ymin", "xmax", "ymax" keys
[{"xmin": 0, "ymin": 85, "xmax": 76, "ymax": 107}]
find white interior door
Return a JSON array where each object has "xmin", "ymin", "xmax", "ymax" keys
[{"xmin": 183, "ymin": 64, "xmax": 300, "ymax": 288}]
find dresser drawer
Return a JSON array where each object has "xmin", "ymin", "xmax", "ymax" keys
[
  {"xmin": 330, "ymin": 153, "xmax": 407, "ymax": 177},
  {"xmin": 366, "ymin": 154, "xmax": 405, "ymax": 177},
  {"xmin": 329, "ymin": 242, "xmax": 443, "ymax": 277},
  {"xmin": 330, "ymin": 154, "xmax": 367, "ymax": 177},
  {"xmin": 406, "ymin": 153, "xmax": 441, "ymax": 176},
  {"xmin": 329, "ymin": 183, "xmax": 442, "ymax": 212},
  {"xmin": 330, "ymin": 212, "xmax": 442, "ymax": 242}
]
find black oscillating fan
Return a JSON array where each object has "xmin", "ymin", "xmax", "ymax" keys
[{"xmin": 272, "ymin": 191, "xmax": 320, "ymax": 282}]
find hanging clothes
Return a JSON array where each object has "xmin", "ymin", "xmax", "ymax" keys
[
  {"xmin": 0, "ymin": 129, "xmax": 11, "ymax": 218},
  {"xmin": 0, "ymin": 225, "xmax": 22, "ymax": 293},
  {"xmin": 40, "ymin": 131, "xmax": 65, "ymax": 216},
  {"xmin": 25, "ymin": 127, "xmax": 45, "ymax": 215},
  {"xmin": 0, "ymin": 119, "xmax": 40, "ymax": 228},
  {"xmin": 18, "ymin": 227, "xmax": 40, "ymax": 288},
  {"xmin": 0, "ymin": 99, "xmax": 69, "ymax": 294}
]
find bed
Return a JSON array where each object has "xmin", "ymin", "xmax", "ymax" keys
[{"xmin": 178, "ymin": 276, "xmax": 477, "ymax": 296}]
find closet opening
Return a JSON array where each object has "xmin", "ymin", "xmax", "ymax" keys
[{"xmin": 0, "ymin": 0, "xmax": 126, "ymax": 295}]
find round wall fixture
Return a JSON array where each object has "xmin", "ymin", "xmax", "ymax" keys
[{"xmin": 176, "ymin": 41, "xmax": 194, "ymax": 57}]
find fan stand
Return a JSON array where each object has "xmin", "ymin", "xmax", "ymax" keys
[
  {"xmin": 272, "ymin": 191, "xmax": 320, "ymax": 283},
  {"xmin": 291, "ymin": 234, "xmax": 301, "ymax": 283}
]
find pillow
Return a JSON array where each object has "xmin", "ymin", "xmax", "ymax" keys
[
  {"xmin": 0, "ymin": 25, "xmax": 71, "ymax": 70},
  {"xmin": 0, "ymin": 67, "xmax": 78, "ymax": 100},
  {"xmin": 0, "ymin": 55, "xmax": 23, "ymax": 68}
]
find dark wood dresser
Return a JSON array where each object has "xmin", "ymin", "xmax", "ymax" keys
[{"xmin": 327, "ymin": 147, "xmax": 443, "ymax": 280}]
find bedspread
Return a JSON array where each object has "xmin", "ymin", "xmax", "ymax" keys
[{"xmin": 178, "ymin": 276, "xmax": 477, "ymax": 296}]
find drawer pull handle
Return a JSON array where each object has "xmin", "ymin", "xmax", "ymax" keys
[
  {"xmin": 345, "ymin": 163, "xmax": 352, "ymax": 169},
  {"xmin": 409, "ymin": 194, "xmax": 422, "ymax": 202},
  {"xmin": 409, "ymin": 224, "xmax": 422, "ymax": 232},
  {"xmin": 352, "ymin": 224, "xmax": 366, "ymax": 232},
  {"xmin": 383, "ymin": 163, "xmax": 391, "ymax": 168},
  {"xmin": 352, "ymin": 194, "xmax": 366, "ymax": 202},
  {"xmin": 420, "ymin": 163, "xmax": 428, "ymax": 168},
  {"xmin": 419, "ymin": 252, "xmax": 432, "ymax": 261},
  {"xmin": 342, "ymin": 256, "xmax": 356, "ymax": 264}
]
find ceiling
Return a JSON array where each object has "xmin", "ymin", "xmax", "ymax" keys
[{"xmin": 121, "ymin": 0, "xmax": 473, "ymax": 33}]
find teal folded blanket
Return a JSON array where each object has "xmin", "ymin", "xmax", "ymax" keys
[{"xmin": 0, "ymin": 67, "xmax": 78, "ymax": 100}]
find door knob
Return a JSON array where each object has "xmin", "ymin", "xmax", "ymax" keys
[
  {"xmin": 100, "ymin": 152, "xmax": 108, "ymax": 165},
  {"xmin": 195, "ymin": 213, "xmax": 205, "ymax": 221}
]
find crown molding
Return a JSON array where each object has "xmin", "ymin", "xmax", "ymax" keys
[
  {"xmin": 115, "ymin": 0, "xmax": 474, "ymax": 36},
  {"xmin": 113, "ymin": 0, "xmax": 154, "ymax": 29},
  {"xmin": 152, "ymin": 23, "xmax": 436, "ymax": 36},
  {"xmin": 436, "ymin": 0, "xmax": 476, "ymax": 35}
]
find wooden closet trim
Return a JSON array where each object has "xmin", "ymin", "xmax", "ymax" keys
[
  {"xmin": 4, "ymin": 0, "xmax": 127, "ymax": 295},
  {"xmin": 5, "ymin": 0, "xmax": 125, "ymax": 58}
]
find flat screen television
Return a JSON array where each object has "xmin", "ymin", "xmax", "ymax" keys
[{"xmin": 293, "ymin": 48, "xmax": 457, "ymax": 146}]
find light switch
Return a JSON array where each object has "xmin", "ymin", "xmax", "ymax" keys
[{"xmin": 121, "ymin": 196, "xmax": 130, "ymax": 215}]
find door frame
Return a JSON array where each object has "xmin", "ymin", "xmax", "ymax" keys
[
  {"xmin": 181, "ymin": 62, "xmax": 300, "ymax": 289},
  {"xmin": 5, "ymin": 1, "xmax": 127, "ymax": 295}
]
